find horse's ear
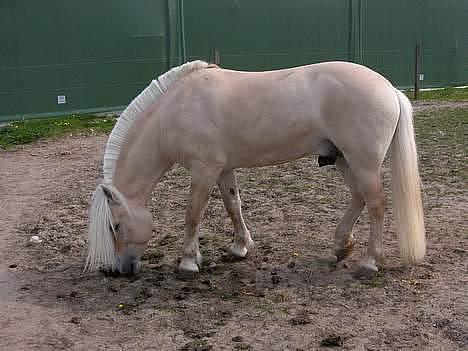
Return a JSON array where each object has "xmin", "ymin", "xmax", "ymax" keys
[{"xmin": 101, "ymin": 184, "xmax": 120, "ymax": 205}]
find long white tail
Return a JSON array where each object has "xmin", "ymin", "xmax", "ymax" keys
[{"xmin": 391, "ymin": 90, "xmax": 425, "ymax": 264}]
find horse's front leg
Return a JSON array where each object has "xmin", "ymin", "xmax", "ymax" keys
[
  {"xmin": 178, "ymin": 166, "xmax": 220, "ymax": 273},
  {"xmin": 217, "ymin": 170, "xmax": 254, "ymax": 257}
]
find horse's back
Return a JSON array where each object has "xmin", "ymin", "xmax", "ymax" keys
[{"xmin": 161, "ymin": 61, "xmax": 400, "ymax": 169}]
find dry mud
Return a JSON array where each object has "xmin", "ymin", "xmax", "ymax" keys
[{"xmin": 0, "ymin": 106, "xmax": 466, "ymax": 350}]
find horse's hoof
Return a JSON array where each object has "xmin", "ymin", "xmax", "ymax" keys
[
  {"xmin": 227, "ymin": 238, "xmax": 254, "ymax": 258},
  {"xmin": 353, "ymin": 266, "xmax": 378, "ymax": 280},
  {"xmin": 228, "ymin": 243, "xmax": 248, "ymax": 258},
  {"xmin": 176, "ymin": 262, "xmax": 199, "ymax": 280},
  {"xmin": 178, "ymin": 258, "xmax": 199, "ymax": 273},
  {"xmin": 335, "ymin": 239, "xmax": 356, "ymax": 262},
  {"xmin": 335, "ymin": 248, "xmax": 351, "ymax": 263}
]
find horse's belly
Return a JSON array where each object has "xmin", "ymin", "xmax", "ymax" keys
[
  {"xmin": 233, "ymin": 151, "xmax": 311, "ymax": 168},
  {"xmin": 225, "ymin": 132, "xmax": 320, "ymax": 169}
]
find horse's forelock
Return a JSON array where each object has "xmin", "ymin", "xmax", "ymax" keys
[{"xmin": 84, "ymin": 184, "xmax": 116, "ymax": 272}]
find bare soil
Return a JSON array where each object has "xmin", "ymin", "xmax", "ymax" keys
[
  {"xmin": 413, "ymin": 100, "xmax": 468, "ymax": 112},
  {"xmin": 0, "ymin": 106, "xmax": 466, "ymax": 350}
]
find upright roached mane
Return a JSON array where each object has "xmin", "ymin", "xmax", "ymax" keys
[
  {"xmin": 103, "ymin": 60, "xmax": 210, "ymax": 184},
  {"xmin": 85, "ymin": 60, "xmax": 210, "ymax": 271}
]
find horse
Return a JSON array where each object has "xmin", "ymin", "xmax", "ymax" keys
[{"xmin": 85, "ymin": 60, "xmax": 425, "ymax": 279}]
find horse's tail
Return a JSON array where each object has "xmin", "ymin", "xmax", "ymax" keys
[
  {"xmin": 84, "ymin": 184, "xmax": 117, "ymax": 272},
  {"xmin": 390, "ymin": 89, "xmax": 425, "ymax": 264}
]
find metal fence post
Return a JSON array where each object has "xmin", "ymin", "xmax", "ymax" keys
[
  {"xmin": 414, "ymin": 43, "xmax": 421, "ymax": 100},
  {"xmin": 213, "ymin": 49, "xmax": 220, "ymax": 65}
]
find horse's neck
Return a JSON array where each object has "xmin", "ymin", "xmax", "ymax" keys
[{"xmin": 112, "ymin": 119, "xmax": 165, "ymax": 205}]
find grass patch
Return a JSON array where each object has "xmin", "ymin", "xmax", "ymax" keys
[
  {"xmin": 0, "ymin": 114, "xmax": 116, "ymax": 149},
  {"xmin": 405, "ymin": 87, "xmax": 468, "ymax": 101},
  {"xmin": 415, "ymin": 108, "xmax": 467, "ymax": 183}
]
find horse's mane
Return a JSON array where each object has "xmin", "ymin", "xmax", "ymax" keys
[
  {"xmin": 86, "ymin": 60, "xmax": 210, "ymax": 272},
  {"xmin": 102, "ymin": 60, "xmax": 210, "ymax": 184}
]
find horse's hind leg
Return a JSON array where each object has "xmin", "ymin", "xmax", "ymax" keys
[
  {"xmin": 179, "ymin": 164, "xmax": 222, "ymax": 273},
  {"xmin": 217, "ymin": 170, "xmax": 254, "ymax": 257},
  {"xmin": 334, "ymin": 158, "xmax": 365, "ymax": 262},
  {"xmin": 350, "ymin": 165, "xmax": 385, "ymax": 279}
]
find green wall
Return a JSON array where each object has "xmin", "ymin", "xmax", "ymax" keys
[
  {"xmin": 1, "ymin": 0, "xmax": 467, "ymax": 121},
  {"xmin": 363, "ymin": 0, "xmax": 467, "ymax": 87},
  {"xmin": 183, "ymin": 0, "xmax": 351, "ymax": 69},
  {"xmin": 0, "ymin": 0, "xmax": 174, "ymax": 121},
  {"xmin": 183, "ymin": 0, "xmax": 467, "ymax": 87}
]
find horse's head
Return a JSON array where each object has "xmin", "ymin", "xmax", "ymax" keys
[{"xmin": 86, "ymin": 184, "xmax": 152, "ymax": 274}]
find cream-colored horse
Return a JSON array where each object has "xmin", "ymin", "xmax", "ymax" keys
[{"xmin": 86, "ymin": 60, "xmax": 425, "ymax": 279}]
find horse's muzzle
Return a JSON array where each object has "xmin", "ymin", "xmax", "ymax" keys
[{"xmin": 116, "ymin": 254, "xmax": 140, "ymax": 275}]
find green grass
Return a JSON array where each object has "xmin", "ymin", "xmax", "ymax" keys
[
  {"xmin": 415, "ymin": 108, "xmax": 468, "ymax": 183},
  {"xmin": 0, "ymin": 114, "xmax": 116, "ymax": 149},
  {"xmin": 405, "ymin": 87, "xmax": 468, "ymax": 101}
]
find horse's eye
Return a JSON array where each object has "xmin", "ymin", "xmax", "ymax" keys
[{"xmin": 110, "ymin": 223, "xmax": 120, "ymax": 233}]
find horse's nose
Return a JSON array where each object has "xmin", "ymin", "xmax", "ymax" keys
[{"xmin": 116, "ymin": 255, "xmax": 140, "ymax": 275}]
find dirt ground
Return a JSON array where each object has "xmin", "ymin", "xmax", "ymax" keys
[{"xmin": 0, "ymin": 103, "xmax": 466, "ymax": 351}]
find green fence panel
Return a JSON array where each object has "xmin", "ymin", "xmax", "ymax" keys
[
  {"xmin": 363, "ymin": 0, "xmax": 468, "ymax": 88},
  {"xmin": 0, "ymin": 0, "xmax": 170, "ymax": 121},
  {"xmin": 183, "ymin": 0, "xmax": 350, "ymax": 70},
  {"xmin": 184, "ymin": 0, "xmax": 467, "ymax": 89},
  {"xmin": 1, "ymin": 0, "xmax": 467, "ymax": 121},
  {"xmin": 419, "ymin": 0, "xmax": 468, "ymax": 87}
]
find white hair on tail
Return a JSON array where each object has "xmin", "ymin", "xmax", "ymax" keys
[
  {"xmin": 87, "ymin": 60, "xmax": 210, "ymax": 271},
  {"xmin": 102, "ymin": 60, "xmax": 210, "ymax": 183},
  {"xmin": 391, "ymin": 89, "xmax": 426, "ymax": 264}
]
